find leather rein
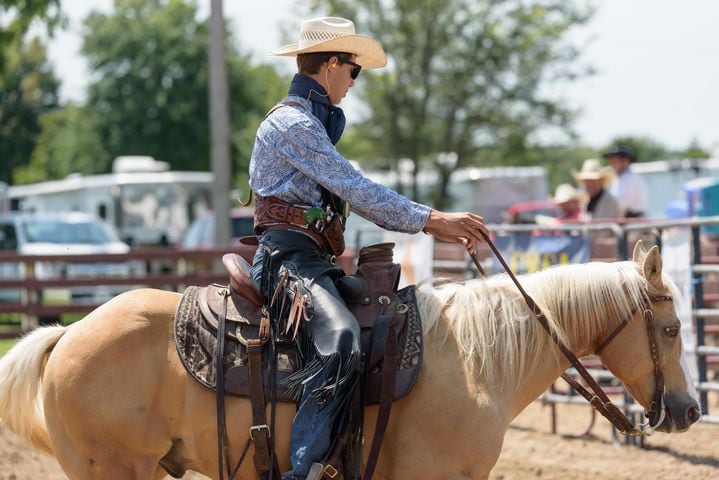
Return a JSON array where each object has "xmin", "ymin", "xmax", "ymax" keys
[{"xmin": 469, "ymin": 233, "xmax": 672, "ymax": 436}]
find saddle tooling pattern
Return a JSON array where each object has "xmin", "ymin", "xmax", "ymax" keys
[
  {"xmin": 174, "ymin": 284, "xmax": 423, "ymax": 403},
  {"xmin": 175, "ymin": 286, "xmax": 235, "ymax": 389}
]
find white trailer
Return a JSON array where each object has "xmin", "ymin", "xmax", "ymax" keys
[
  {"xmin": 364, "ymin": 165, "xmax": 549, "ymax": 224},
  {"xmin": 8, "ymin": 156, "xmax": 214, "ymax": 246}
]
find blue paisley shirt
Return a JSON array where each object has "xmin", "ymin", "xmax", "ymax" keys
[{"xmin": 249, "ymin": 95, "xmax": 431, "ymax": 233}]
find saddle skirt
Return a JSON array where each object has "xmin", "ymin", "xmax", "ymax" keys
[{"xmin": 174, "ymin": 279, "xmax": 423, "ymax": 405}]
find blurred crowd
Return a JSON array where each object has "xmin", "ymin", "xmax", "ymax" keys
[{"xmin": 538, "ymin": 145, "xmax": 648, "ymax": 225}]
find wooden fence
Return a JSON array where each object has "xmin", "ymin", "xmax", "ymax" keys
[{"xmin": 0, "ymin": 247, "xmax": 356, "ymax": 333}]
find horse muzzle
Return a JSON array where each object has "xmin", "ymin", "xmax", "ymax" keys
[{"xmin": 654, "ymin": 393, "xmax": 701, "ymax": 433}]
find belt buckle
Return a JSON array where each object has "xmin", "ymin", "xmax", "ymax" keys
[
  {"xmin": 321, "ymin": 463, "xmax": 339, "ymax": 479},
  {"xmin": 249, "ymin": 424, "xmax": 270, "ymax": 440}
]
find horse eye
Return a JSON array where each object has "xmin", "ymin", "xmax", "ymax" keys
[{"xmin": 664, "ymin": 326, "xmax": 680, "ymax": 338}]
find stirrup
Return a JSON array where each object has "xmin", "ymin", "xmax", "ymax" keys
[{"xmin": 306, "ymin": 461, "xmax": 341, "ymax": 480}]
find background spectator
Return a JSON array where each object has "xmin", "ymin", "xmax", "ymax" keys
[
  {"xmin": 604, "ymin": 145, "xmax": 648, "ymax": 217},
  {"xmin": 549, "ymin": 183, "xmax": 588, "ymax": 221},
  {"xmin": 572, "ymin": 158, "xmax": 621, "ymax": 220}
]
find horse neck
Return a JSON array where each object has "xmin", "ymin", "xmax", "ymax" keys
[
  {"xmin": 505, "ymin": 334, "xmax": 572, "ymax": 418},
  {"xmin": 493, "ymin": 266, "xmax": 639, "ymax": 416},
  {"xmin": 508, "ymin": 265, "xmax": 643, "ymax": 414},
  {"xmin": 423, "ymin": 312, "xmax": 570, "ymax": 424},
  {"xmin": 533, "ymin": 264, "xmax": 641, "ymax": 358}
]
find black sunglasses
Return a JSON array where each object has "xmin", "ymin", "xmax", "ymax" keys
[{"xmin": 339, "ymin": 58, "xmax": 362, "ymax": 80}]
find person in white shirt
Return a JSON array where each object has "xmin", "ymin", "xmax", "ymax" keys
[{"xmin": 604, "ymin": 145, "xmax": 648, "ymax": 218}]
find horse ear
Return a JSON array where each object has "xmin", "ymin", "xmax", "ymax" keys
[
  {"xmin": 632, "ymin": 239, "xmax": 646, "ymax": 264},
  {"xmin": 643, "ymin": 245, "xmax": 663, "ymax": 289}
]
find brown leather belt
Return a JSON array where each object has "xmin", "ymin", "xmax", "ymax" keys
[
  {"xmin": 254, "ymin": 196, "xmax": 310, "ymax": 228},
  {"xmin": 254, "ymin": 195, "xmax": 346, "ymax": 256}
]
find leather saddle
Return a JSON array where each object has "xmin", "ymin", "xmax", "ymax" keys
[
  {"xmin": 174, "ymin": 245, "xmax": 423, "ymax": 404},
  {"xmin": 174, "ymin": 243, "xmax": 423, "ymax": 480}
]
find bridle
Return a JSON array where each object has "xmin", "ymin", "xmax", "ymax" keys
[
  {"xmin": 576, "ymin": 291, "xmax": 673, "ymax": 435},
  {"xmin": 469, "ymin": 234, "xmax": 674, "ymax": 436}
]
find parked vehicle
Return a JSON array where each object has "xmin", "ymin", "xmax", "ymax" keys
[
  {"xmin": 179, "ymin": 208, "xmax": 368, "ymax": 271},
  {"xmin": 504, "ymin": 200, "xmax": 561, "ymax": 224},
  {"xmin": 7, "ymin": 156, "xmax": 214, "ymax": 246},
  {"xmin": 0, "ymin": 212, "xmax": 141, "ymax": 305},
  {"xmin": 179, "ymin": 207, "xmax": 255, "ymax": 250},
  {"xmin": 364, "ymin": 165, "xmax": 549, "ymax": 223}
]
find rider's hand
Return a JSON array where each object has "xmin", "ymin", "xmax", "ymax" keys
[{"xmin": 422, "ymin": 209, "xmax": 489, "ymax": 254}]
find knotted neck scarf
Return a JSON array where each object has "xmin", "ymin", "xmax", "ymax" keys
[{"xmin": 288, "ymin": 74, "xmax": 346, "ymax": 145}]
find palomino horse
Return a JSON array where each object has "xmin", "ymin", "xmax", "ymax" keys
[{"xmin": 0, "ymin": 242, "xmax": 700, "ymax": 479}]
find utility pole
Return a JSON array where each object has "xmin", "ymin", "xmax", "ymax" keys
[{"xmin": 209, "ymin": 0, "xmax": 231, "ymax": 247}]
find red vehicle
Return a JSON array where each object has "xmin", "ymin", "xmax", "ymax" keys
[{"xmin": 504, "ymin": 200, "xmax": 561, "ymax": 224}]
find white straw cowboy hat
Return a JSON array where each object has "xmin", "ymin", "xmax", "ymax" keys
[
  {"xmin": 271, "ymin": 17, "xmax": 387, "ymax": 69},
  {"xmin": 572, "ymin": 158, "xmax": 615, "ymax": 185},
  {"xmin": 550, "ymin": 183, "xmax": 588, "ymax": 205}
]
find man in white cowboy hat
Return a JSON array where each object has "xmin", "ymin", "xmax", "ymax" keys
[
  {"xmin": 549, "ymin": 183, "xmax": 588, "ymax": 221},
  {"xmin": 248, "ymin": 16, "xmax": 489, "ymax": 479},
  {"xmin": 572, "ymin": 158, "xmax": 621, "ymax": 220}
]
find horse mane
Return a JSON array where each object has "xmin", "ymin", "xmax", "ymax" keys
[{"xmin": 416, "ymin": 260, "xmax": 674, "ymax": 387}]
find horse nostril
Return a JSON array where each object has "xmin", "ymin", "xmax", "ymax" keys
[{"xmin": 687, "ymin": 406, "xmax": 701, "ymax": 424}]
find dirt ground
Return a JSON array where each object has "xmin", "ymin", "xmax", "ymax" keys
[
  {"xmin": 492, "ymin": 399, "xmax": 719, "ymax": 480},
  {"xmin": 1, "ymin": 398, "xmax": 717, "ymax": 480}
]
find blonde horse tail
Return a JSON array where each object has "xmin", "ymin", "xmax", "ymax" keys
[{"xmin": 0, "ymin": 325, "xmax": 68, "ymax": 455}]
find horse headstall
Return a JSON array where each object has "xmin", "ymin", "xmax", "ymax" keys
[{"xmin": 593, "ymin": 291, "xmax": 674, "ymax": 435}]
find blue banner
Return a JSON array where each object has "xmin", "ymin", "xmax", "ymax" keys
[{"xmin": 493, "ymin": 233, "xmax": 589, "ymax": 274}]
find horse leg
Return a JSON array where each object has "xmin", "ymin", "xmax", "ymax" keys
[{"xmin": 42, "ymin": 289, "xmax": 185, "ymax": 479}]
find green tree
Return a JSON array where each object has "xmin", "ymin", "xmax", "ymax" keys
[
  {"xmin": 314, "ymin": 0, "xmax": 592, "ymax": 208},
  {"xmin": 0, "ymin": 36, "xmax": 60, "ymax": 184},
  {"xmin": 81, "ymin": 0, "xmax": 286, "ymax": 181},
  {"xmin": 681, "ymin": 138, "xmax": 710, "ymax": 160},
  {"xmin": 0, "ymin": 0, "xmax": 63, "ymax": 74},
  {"xmin": 13, "ymin": 104, "xmax": 111, "ymax": 184},
  {"xmin": 229, "ymin": 62, "xmax": 288, "ymax": 192},
  {"xmin": 522, "ymin": 142, "xmax": 598, "ymax": 193}
]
